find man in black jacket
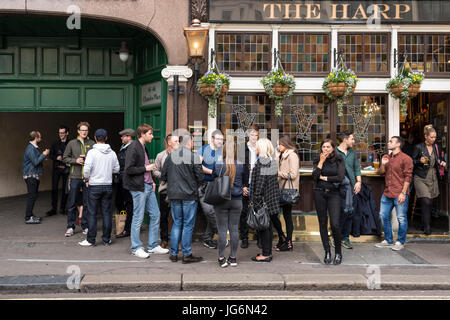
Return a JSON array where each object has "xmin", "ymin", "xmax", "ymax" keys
[
  {"xmin": 123, "ymin": 124, "xmax": 169, "ymax": 259},
  {"xmin": 161, "ymin": 131, "xmax": 204, "ymax": 264},
  {"xmin": 115, "ymin": 128, "xmax": 135, "ymax": 238},
  {"xmin": 46, "ymin": 125, "xmax": 69, "ymax": 216}
]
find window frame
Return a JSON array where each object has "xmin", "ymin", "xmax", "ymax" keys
[
  {"xmin": 278, "ymin": 32, "xmax": 332, "ymax": 77},
  {"xmin": 338, "ymin": 32, "xmax": 391, "ymax": 78},
  {"xmin": 215, "ymin": 31, "xmax": 272, "ymax": 76},
  {"xmin": 398, "ymin": 32, "xmax": 450, "ymax": 78}
]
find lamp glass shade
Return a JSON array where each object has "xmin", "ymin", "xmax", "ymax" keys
[
  {"xmin": 184, "ymin": 27, "xmax": 209, "ymax": 58},
  {"xmin": 119, "ymin": 52, "xmax": 129, "ymax": 62}
]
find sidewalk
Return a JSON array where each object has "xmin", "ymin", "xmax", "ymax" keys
[{"xmin": 1, "ymin": 192, "xmax": 450, "ymax": 294}]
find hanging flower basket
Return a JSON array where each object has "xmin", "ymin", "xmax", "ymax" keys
[
  {"xmin": 322, "ymin": 68, "xmax": 359, "ymax": 116},
  {"xmin": 261, "ymin": 69, "xmax": 296, "ymax": 117},
  {"xmin": 386, "ymin": 67, "xmax": 424, "ymax": 116},
  {"xmin": 197, "ymin": 70, "xmax": 231, "ymax": 118}
]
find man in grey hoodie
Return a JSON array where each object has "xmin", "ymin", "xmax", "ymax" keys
[{"xmin": 79, "ymin": 129, "xmax": 120, "ymax": 247}]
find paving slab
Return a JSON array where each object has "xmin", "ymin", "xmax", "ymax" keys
[
  {"xmin": 80, "ymin": 273, "xmax": 181, "ymax": 293},
  {"xmin": 0, "ymin": 275, "xmax": 76, "ymax": 294},
  {"xmin": 283, "ymin": 274, "xmax": 368, "ymax": 290},
  {"xmin": 380, "ymin": 275, "xmax": 450, "ymax": 290},
  {"xmin": 182, "ymin": 274, "xmax": 285, "ymax": 291}
]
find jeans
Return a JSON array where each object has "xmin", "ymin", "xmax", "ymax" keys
[
  {"xmin": 198, "ymin": 183, "xmax": 218, "ymax": 242},
  {"xmin": 214, "ymin": 199, "xmax": 242, "ymax": 258},
  {"xmin": 86, "ymin": 185, "xmax": 113, "ymax": 244},
  {"xmin": 380, "ymin": 194, "xmax": 409, "ymax": 244},
  {"xmin": 114, "ymin": 181, "xmax": 134, "ymax": 233},
  {"xmin": 314, "ymin": 189, "xmax": 342, "ymax": 254},
  {"xmin": 24, "ymin": 178, "xmax": 40, "ymax": 220},
  {"xmin": 170, "ymin": 200, "xmax": 198, "ymax": 257},
  {"xmin": 130, "ymin": 184, "xmax": 160, "ymax": 252},
  {"xmin": 67, "ymin": 178, "xmax": 89, "ymax": 230},
  {"xmin": 340, "ymin": 194, "xmax": 357, "ymax": 239},
  {"xmin": 51, "ymin": 167, "xmax": 69, "ymax": 212}
]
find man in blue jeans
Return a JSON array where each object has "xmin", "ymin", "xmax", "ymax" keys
[
  {"xmin": 161, "ymin": 131, "xmax": 204, "ymax": 263},
  {"xmin": 375, "ymin": 136, "xmax": 413, "ymax": 251},
  {"xmin": 123, "ymin": 124, "xmax": 169, "ymax": 258},
  {"xmin": 78, "ymin": 129, "xmax": 120, "ymax": 247}
]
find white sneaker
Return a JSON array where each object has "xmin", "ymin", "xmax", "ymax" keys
[
  {"xmin": 132, "ymin": 247, "xmax": 150, "ymax": 259},
  {"xmin": 65, "ymin": 228, "xmax": 74, "ymax": 237},
  {"xmin": 78, "ymin": 239, "xmax": 93, "ymax": 247},
  {"xmin": 149, "ymin": 245, "xmax": 169, "ymax": 254},
  {"xmin": 391, "ymin": 241, "xmax": 405, "ymax": 251},
  {"xmin": 82, "ymin": 228, "xmax": 88, "ymax": 235},
  {"xmin": 375, "ymin": 240, "xmax": 394, "ymax": 248}
]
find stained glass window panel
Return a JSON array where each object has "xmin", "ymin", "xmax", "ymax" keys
[{"xmin": 398, "ymin": 34, "xmax": 425, "ymax": 72}]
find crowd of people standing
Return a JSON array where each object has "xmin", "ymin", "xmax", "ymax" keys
[{"xmin": 21, "ymin": 121, "xmax": 446, "ymax": 267}]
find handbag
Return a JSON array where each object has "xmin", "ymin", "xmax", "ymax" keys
[
  {"xmin": 246, "ymin": 202, "xmax": 270, "ymax": 231},
  {"xmin": 279, "ymin": 174, "xmax": 300, "ymax": 205},
  {"xmin": 434, "ymin": 144, "xmax": 445, "ymax": 177},
  {"xmin": 203, "ymin": 165, "xmax": 231, "ymax": 205},
  {"xmin": 114, "ymin": 210, "xmax": 127, "ymax": 236}
]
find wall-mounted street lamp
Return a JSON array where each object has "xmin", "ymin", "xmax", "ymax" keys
[{"xmin": 184, "ymin": 19, "xmax": 209, "ymax": 78}]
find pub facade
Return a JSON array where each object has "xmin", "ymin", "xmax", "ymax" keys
[{"xmin": 202, "ymin": 0, "xmax": 450, "ymax": 237}]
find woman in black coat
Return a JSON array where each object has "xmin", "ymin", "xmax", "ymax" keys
[
  {"xmin": 312, "ymin": 139, "xmax": 346, "ymax": 265},
  {"xmin": 249, "ymin": 138, "xmax": 280, "ymax": 262},
  {"xmin": 411, "ymin": 125, "xmax": 446, "ymax": 235}
]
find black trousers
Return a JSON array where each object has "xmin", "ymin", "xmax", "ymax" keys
[
  {"xmin": 257, "ymin": 223, "xmax": 273, "ymax": 257},
  {"xmin": 271, "ymin": 203, "xmax": 294, "ymax": 241},
  {"xmin": 313, "ymin": 189, "xmax": 342, "ymax": 254},
  {"xmin": 25, "ymin": 177, "xmax": 40, "ymax": 220},
  {"xmin": 239, "ymin": 196, "xmax": 250, "ymax": 240},
  {"xmin": 114, "ymin": 181, "xmax": 134, "ymax": 233},
  {"xmin": 51, "ymin": 167, "xmax": 69, "ymax": 211},
  {"xmin": 419, "ymin": 197, "xmax": 434, "ymax": 233},
  {"xmin": 159, "ymin": 193, "xmax": 170, "ymax": 242}
]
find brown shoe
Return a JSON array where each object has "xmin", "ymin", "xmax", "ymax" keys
[
  {"xmin": 115, "ymin": 231, "xmax": 130, "ymax": 238},
  {"xmin": 161, "ymin": 241, "xmax": 169, "ymax": 249}
]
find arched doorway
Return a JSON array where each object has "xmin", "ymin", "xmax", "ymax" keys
[{"xmin": 0, "ymin": 14, "xmax": 168, "ymax": 197}]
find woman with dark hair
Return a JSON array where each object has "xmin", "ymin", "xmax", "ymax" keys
[
  {"xmin": 412, "ymin": 125, "xmax": 446, "ymax": 235},
  {"xmin": 273, "ymin": 135, "xmax": 300, "ymax": 252},
  {"xmin": 312, "ymin": 139, "xmax": 346, "ymax": 265}
]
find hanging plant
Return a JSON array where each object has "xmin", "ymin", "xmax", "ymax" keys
[
  {"xmin": 322, "ymin": 67, "xmax": 359, "ymax": 117},
  {"xmin": 261, "ymin": 69, "xmax": 296, "ymax": 117},
  {"xmin": 197, "ymin": 69, "xmax": 230, "ymax": 118},
  {"xmin": 386, "ymin": 66, "xmax": 424, "ymax": 116}
]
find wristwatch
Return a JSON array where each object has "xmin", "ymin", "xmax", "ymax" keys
[{"xmin": 402, "ymin": 191, "xmax": 407, "ymax": 196}]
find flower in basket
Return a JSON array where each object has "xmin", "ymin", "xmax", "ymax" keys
[
  {"xmin": 197, "ymin": 70, "xmax": 231, "ymax": 118},
  {"xmin": 261, "ymin": 69, "xmax": 296, "ymax": 117},
  {"xmin": 322, "ymin": 68, "xmax": 359, "ymax": 117},
  {"xmin": 386, "ymin": 67, "xmax": 424, "ymax": 116}
]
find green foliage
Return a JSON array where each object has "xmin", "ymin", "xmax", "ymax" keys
[{"xmin": 261, "ymin": 69, "xmax": 296, "ymax": 116}]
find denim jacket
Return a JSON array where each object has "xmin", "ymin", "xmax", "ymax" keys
[{"xmin": 22, "ymin": 143, "xmax": 46, "ymax": 176}]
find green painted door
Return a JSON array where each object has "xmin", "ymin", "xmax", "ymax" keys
[{"xmin": 141, "ymin": 107, "xmax": 164, "ymax": 160}]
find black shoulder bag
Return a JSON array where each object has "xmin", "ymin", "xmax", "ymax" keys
[
  {"xmin": 204, "ymin": 165, "xmax": 231, "ymax": 205},
  {"xmin": 279, "ymin": 174, "xmax": 300, "ymax": 205}
]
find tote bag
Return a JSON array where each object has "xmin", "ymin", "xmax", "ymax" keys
[{"xmin": 204, "ymin": 165, "xmax": 231, "ymax": 205}]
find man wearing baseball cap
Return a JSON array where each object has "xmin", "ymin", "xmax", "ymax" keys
[
  {"xmin": 115, "ymin": 129, "xmax": 136, "ymax": 238},
  {"xmin": 79, "ymin": 129, "xmax": 120, "ymax": 247}
]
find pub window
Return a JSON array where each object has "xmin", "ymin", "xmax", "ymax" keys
[
  {"xmin": 279, "ymin": 33, "xmax": 330, "ymax": 75},
  {"xmin": 218, "ymin": 94, "xmax": 387, "ymax": 168},
  {"xmin": 398, "ymin": 34, "xmax": 450, "ymax": 75},
  {"xmin": 338, "ymin": 33, "xmax": 390, "ymax": 75},
  {"xmin": 337, "ymin": 95, "xmax": 387, "ymax": 165},
  {"xmin": 216, "ymin": 33, "xmax": 271, "ymax": 74}
]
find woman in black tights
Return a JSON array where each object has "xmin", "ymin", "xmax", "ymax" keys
[
  {"xmin": 312, "ymin": 139, "xmax": 345, "ymax": 265},
  {"xmin": 412, "ymin": 125, "xmax": 446, "ymax": 235}
]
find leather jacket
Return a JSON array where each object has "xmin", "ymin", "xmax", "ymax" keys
[{"xmin": 411, "ymin": 142, "xmax": 443, "ymax": 179}]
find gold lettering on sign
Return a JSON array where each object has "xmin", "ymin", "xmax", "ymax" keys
[
  {"xmin": 331, "ymin": 4, "xmax": 350, "ymax": 20},
  {"xmin": 283, "ymin": 3, "xmax": 302, "ymax": 20},
  {"xmin": 394, "ymin": 4, "xmax": 411, "ymax": 19},
  {"xmin": 263, "ymin": 3, "xmax": 282, "ymax": 19},
  {"xmin": 373, "ymin": 4, "xmax": 391, "ymax": 20},
  {"xmin": 306, "ymin": 4, "xmax": 320, "ymax": 19},
  {"xmin": 352, "ymin": 4, "xmax": 368, "ymax": 20}
]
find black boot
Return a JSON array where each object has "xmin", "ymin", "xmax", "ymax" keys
[
  {"xmin": 333, "ymin": 253, "xmax": 342, "ymax": 265},
  {"xmin": 324, "ymin": 250, "xmax": 332, "ymax": 264}
]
